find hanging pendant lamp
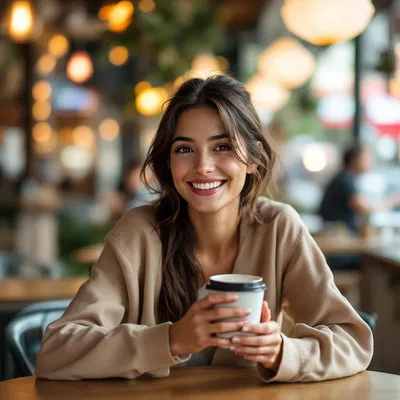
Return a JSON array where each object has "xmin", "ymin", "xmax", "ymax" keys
[
  {"xmin": 258, "ymin": 37, "xmax": 315, "ymax": 89},
  {"xmin": 281, "ymin": 0, "xmax": 375, "ymax": 46}
]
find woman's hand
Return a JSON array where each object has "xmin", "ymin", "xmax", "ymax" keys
[
  {"xmin": 229, "ymin": 301, "xmax": 283, "ymax": 372},
  {"xmin": 169, "ymin": 293, "xmax": 252, "ymax": 356}
]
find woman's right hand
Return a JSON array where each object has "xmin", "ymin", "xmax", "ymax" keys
[{"xmin": 169, "ymin": 293, "xmax": 251, "ymax": 356}]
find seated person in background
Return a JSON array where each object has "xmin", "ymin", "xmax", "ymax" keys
[
  {"xmin": 318, "ymin": 143, "xmax": 400, "ymax": 269},
  {"xmin": 36, "ymin": 76, "xmax": 372, "ymax": 383}
]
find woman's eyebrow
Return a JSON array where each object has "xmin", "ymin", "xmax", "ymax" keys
[{"xmin": 171, "ymin": 134, "xmax": 229, "ymax": 144}]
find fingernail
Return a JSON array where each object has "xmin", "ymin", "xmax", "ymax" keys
[
  {"xmin": 242, "ymin": 325, "xmax": 250, "ymax": 332},
  {"xmin": 230, "ymin": 295, "xmax": 239, "ymax": 301},
  {"xmin": 231, "ymin": 337, "xmax": 240, "ymax": 343},
  {"xmin": 244, "ymin": 308, "xmax": 252, "ymax": 314},
  {"xmin": 229, "ymin": 346, "xmax": 237, "ymax": 351}
]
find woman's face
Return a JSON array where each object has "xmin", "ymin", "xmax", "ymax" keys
[{"xmin": 169, "ymin": 106, "xmax": 251, "ymax": 216}]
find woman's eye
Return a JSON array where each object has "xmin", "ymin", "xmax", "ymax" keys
[
  {"xmin": 175, "ymin": 146, "xmax": 192, "ymax": 154},
  {"xmin": 215, "ymin": 144, "xmax": 231, "ymax": 151}
]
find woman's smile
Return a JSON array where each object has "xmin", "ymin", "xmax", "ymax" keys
[{"xmin": 187, "ymin": 179, "xmax": 227, "ymax": 196}]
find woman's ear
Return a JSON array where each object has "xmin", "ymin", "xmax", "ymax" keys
[{"xmin": 246, "ymin": 141, "xmax": 263, "ymax": 174}]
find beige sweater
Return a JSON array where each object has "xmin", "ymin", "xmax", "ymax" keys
[{"xmin": 36, "ymin": 198, "xmax": 373, "ymax": 382}]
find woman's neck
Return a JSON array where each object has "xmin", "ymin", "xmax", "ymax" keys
[{"xmin": 189, "ymin": 205, "xmax": 241, "ymax": 263}]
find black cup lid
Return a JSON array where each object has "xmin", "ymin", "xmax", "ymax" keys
[{"xmin": 206, "ymin": 274, "xmax": 267, "ymax": 292}]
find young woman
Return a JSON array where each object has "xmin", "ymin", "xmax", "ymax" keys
[{"xmin": 36, "ymin": 75, "xmax": 373, "ymax": 382}]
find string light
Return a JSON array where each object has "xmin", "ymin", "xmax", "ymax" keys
[
  {"xmin": 109, "ymin": 46, "xmax": 129, "ymax": 66},
  {"xmin": 72, "ymin": 126, "xmax": 95, "ymax": 148},
  {"xmin": 139, "ymin": 0, "xmax": 155, "ymax": 13},
  {"xmin": 32, "ymin": 122, "xmax": 52, "ymax": 143},
  {"xmin": 32, "ymin": 101, "xmax": 52, "ymax": 121},
  {"xmin": 99, "ymin": 119, "xmax": 120, "ymax": 141},
  {"xmin": 66, "ymin": 51, "xmax": 93, "ymax": 84},
  {"xmin": 48, "ymin": 34, "xmax": 69, "ymax": 58},
  {"xmin": 36, "ymin": 54, "xmax": 57, "ymax": 75},
  {"xmin": 135, "ymin": 87, "xmax": 168, "ymax": 116},
  {"xmin": 32, "ymin": 81, "xmax": 52, "ymax": 102},
  {"xmin": 108, "ymin": 1, "xmax": 134, "ymax": 32}
]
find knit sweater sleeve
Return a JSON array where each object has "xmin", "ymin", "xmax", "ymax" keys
[
  {"xmin": 36, "ymin": 209, "xmax": 188, "ymax": 380},
  {"xmin": 257, "ymin": 205, "xmax": 373, "ymax": 383}
]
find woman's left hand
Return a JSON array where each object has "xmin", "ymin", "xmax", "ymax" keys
[{"xmin": 229, "ymin": 301, "xmax": 283, "ymax": 372}]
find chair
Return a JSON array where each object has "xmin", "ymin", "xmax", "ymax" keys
[
  {"xmin": 4, "ymin": 300, "xmax": 70, "ymax": 378},
  {"xmin": 358, "ymin": 311, "xmax": 378, "ymax": 333}
]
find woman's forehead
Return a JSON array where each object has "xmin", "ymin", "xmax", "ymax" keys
[{"xmin": 174, "ymin": 107, "xmax": 225, "ymax": 137}]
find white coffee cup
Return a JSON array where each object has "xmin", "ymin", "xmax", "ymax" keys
[{"xmin": 198, "ymin": 274, "xmax": 267, "ymax": 338}]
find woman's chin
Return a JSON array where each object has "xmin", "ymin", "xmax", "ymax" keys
[{"xmin": 187, "ymin": 201, "xmax": 223, "ymax": 215}]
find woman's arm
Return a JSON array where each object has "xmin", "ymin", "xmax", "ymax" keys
[
  {"xmin": 258, "ymin": 226, "xmax": 373, "ymax": 383},
  {"xmin": 36, "ymin": 237, "xmax": 185, "ymax": 380}
]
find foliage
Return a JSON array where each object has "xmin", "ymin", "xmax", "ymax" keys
[
  {"xmin": 58, "ymin": 212, "xmax": 114, "ymax": 277},
  {"xmin": 102, "ymin": 0, "xmax": 226, "ymax": 85}
]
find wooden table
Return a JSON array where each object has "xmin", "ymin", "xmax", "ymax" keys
[
  {"xmin": 0, "ymin": 367, "xmax": 399, "ymax": 399},
  {"xmin": 314, "ymin": 234, "xmax": 380, "ymax": 255},
  {"xmin": 0, "ymin": 278, "xmax": 87, "ymax": 303},
  {"xmin": 73, "ymin": 244, "xmax": 103, "ymax": 265}
]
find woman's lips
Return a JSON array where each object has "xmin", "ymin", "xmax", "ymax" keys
[{"xmin": 188, "ymin": 181, "xmax": 226, "ymax": 196}]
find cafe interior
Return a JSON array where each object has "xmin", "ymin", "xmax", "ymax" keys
[{"xmin": 0, "ymin": 0, "xmax": 400, "ymax": 396}]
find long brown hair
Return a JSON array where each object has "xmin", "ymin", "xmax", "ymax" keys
[{"xmin": 142, "ymin": 75, "xmax": 276, "ymax": 323}]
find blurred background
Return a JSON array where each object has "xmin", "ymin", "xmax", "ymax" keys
[{"xmin": 0, "ymin": 0, "xmax": 399, "ymax": 380}]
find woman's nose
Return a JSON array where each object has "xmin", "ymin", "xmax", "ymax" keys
[{"xmin": 194, "ymin": 152, "xmax": 214, "ymax": 175}]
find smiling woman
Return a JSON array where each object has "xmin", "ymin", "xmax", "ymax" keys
[
  {"xmin": 141, "ymin": 77, "xmax": 274, "ymax": 324},
  {"xmin": 36, "ymin": 76, "xmax": 373, "ymax": 384}
]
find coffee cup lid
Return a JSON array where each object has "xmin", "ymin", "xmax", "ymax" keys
[{"xmin": 206, "ymin": 274, "xmax": 267, "ymax": 292}]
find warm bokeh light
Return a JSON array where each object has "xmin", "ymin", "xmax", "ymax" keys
[
  {"xmin": 61, "ymin": 146, "xmax": 93, "ymax": 178},
  {"xmin": 32, "ymin": 81, "xmax": 52, "ymax": 102},
  {"xmin": 216, "ymin": 56, "xmax": 230, "ymax": 71},
  {"xmin": 72, "ymin": 125, "xmax": 95, "ymax": 148},
  {"xmin": 48, "ymin": 34, "xmax": 69, "ymax": 58},
  {"xmin": 36, "ymin": 54, "xmax": 57, "ymax": 75},
  {"xmin": 7, "ymin": 1, "xmax": 35, "ymax": 42},
  {"xmin": 281, "ymin": 0, "xmax": 375, "ymax": 46},
  {"xmin": 302, "ymin": 145, "xmax": 328, "ymax": 172},
  {"xmin": 34, "ymin": 134, "xmax": 57, "ymax": 154},
  {"xmin": 109, "ymin": 46, "xmax": 129, "ymax": 66},
  {"xmin": 98, "ymin": 5, "xmax": 113, "ymax": 21},
  {"xmin": 135, "ymin": 87, "xmax": 168, "ymax": 116},
  {"xmin": 108, "ymin": 1, "xmax": 134, "ymax": 32},
  {"xmin": 134, "ymin": 81, "xmax": 152, "ymax": 95},
  {"xmin": 246, "ymin": 75, "xmax": 290, "ymax": 113},
  {"xmin": 189, "ymin": 53, "xmax": 224, "ymax": 78},
  {"xmin": 66, "ymin": 51, "xmax": 93, "ymax": 84},
  {"xmin": 32, "ymin": 122, "xmax": 52, "ymax": 143},
  {"xmin": 139, "ymin": 0, "xmax": 155, "ymax": 13},
  {"xmin": 173, "ymin": 76, "xmax": 185, "ymax": 90},
  {"xmin": 99, "ymin": 119, "xmax": 120, "ymax": 141},
  {"xmin": 258, "ymin": 38, "xmax": 315, "ymax": 89},
  {"xmin": 32, "ymin": 101, "xmax": 52, "ymax": 121}
]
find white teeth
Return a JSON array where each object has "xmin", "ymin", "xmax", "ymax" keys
[{"xmin": 192, "ymin": 181, "xmax": 223, "ymax": 190}]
